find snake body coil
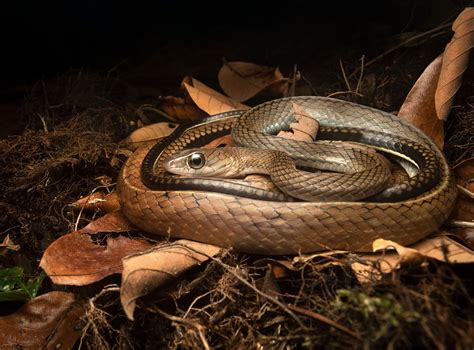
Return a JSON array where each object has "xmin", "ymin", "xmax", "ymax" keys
[{"xmin": 118, "ymin": 97, "xmax": 457, "ymax": 254}]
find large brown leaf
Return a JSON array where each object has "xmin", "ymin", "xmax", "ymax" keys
[
  {"xmin": 158, "ymin": 96, "xmax": 207, "ymax": 121},
  {"xmin": 0, "ymin": 291, "xmax": 84, "ymax": 349},
  {"xmin": 120, "ymin": 240, "xmax": 223, "ymax": 320},
  {"xmin": 40, "ymin": 212, "xmax": 153, "ymax": 285},
  {"xmin": 435, "ymin": 7, "xmax": 474, "ymax": 120},
  {"xmin": 218, "ymin": 61, "xmax": 289, "ymax": 102},
  {"xmin": 122, "ymin": 122, "xmax": 178, "ymax": 148},
  {"xmin": 182, "ymin": 76, "xmax": 249, "ymax": 115},
  {"xmin": 398, "ymin": 55, "xmax": 445, "ymax": 148}
]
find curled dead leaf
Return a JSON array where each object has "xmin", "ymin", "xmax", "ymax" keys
[
  {"xmin": 71, "ymin": 191, "xmax": 121, "ymax": 213},
  {"xmin": 158, "ymin": 96, "xmax": 207, "ymax": 121},
  {"xmin": 352, "ymin": 236, "xmax": 474, "ymax": 283},
  {"xmin": 182, "ymin": 76, "xmax": 249, "ymax": 115},
  {"xmin": 0, "ymin": 291, "xmax": 84, "ymax": 349},
  {"xmin": 40, "ymin": 212, "xmax": 153, "ymax": 285},
  {"xmin": 218, "ymin": 61, "xmax": 289, "ymax": 102},
  {"xmin": 398, "ymin": 54, "xmax": 445, "ymax": 148},
  {"xmin": 120, "ymin": 239, "xmax": 223, "ymax": 320},
  {"xmin": 435, "ymin": 7, "xmax": 474, "ymax": 120}
]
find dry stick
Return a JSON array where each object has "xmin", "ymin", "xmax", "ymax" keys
[
  {"xmin": 285, "ymin": 303, "xmax": 362, "ymax": 341},
  {"xmin": 288, "ymin": 64, "xmax": 298, "ymax": 97},
  {"xmin": 339, "ymin": 58, "xmax": 352, "ymax": 92},
  {"xmin": 327, "ymin": 91, "xmax": 363, "ymax": 98},
  {"xmin": 347, "ymin": 21, "xmax": 453, "ymax": 80},
  {"xmin": 153, "ymin": 307, "xmax": 211, "ymax": 350},
  {"xmin": 448, "ymin": 221, "xmax": 474, "ymax": 228},
  {"xmin": 354, "ymin": 55, "xmax": 365, "ymax": 96},
  {"xmin": 456, "ymin": 184, "xmax": 474, "ymax": 199}
]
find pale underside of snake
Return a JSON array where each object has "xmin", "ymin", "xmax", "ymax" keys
[{"xmin": 117, "ymin": 96, "xmax": 457, "ymax": 255}]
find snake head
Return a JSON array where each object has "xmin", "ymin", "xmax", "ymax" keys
[{"xmin": 163, "ymin": 148, "xmax": 244, "ymax": 178}]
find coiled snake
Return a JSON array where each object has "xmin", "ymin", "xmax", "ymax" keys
[{"xmin": 117, "ymin": 97, "xmax": 457, "ymax": 254}]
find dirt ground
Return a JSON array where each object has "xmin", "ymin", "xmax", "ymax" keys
[{"xmin": 0, "ymin": 2, "xmax": 473, "ymax": 349}]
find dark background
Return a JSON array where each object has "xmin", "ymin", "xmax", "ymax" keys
[{"xmin": 0, "ymin": 1, "xmax": 463, "ymax": 85}]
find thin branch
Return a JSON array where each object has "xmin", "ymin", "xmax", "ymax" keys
[
  {"xmin": 339, "ymin": 59, "xmax": 352, "ymax": 92},
  {"xmin": 285, "ymin": 303, "xmax": 362, "ymax": 341}
]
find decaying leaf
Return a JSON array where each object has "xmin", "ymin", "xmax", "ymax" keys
[
  {"xmin": 0, "ymin": 291, "xmax": 84, "ymax": 349},
  {"xmin": 182, "ymin": 76, "xmax": 249, "ymax": 115},
  {"xmin": 158, "ymin": 96, "xmax": 207, "ymax": 121},
  {"xmin": 435, "ymin": 7, "xmax": 474, "ymax": 120},
  {"xmin": 0, "ymin": 235, "xmax": 20, "ymax": 255},
  {"xmin": 352, "ymin": 236, "xmax": 474, "ymax": 283},
  {"xmin": 40, "ymin": 212, "xmax": 153, "ymax": 285},
  {"xmin": 71, "ymin": 191, "xmax": 121, "ymax": 213},
  {"xmin": 121, "ymin": 239, "xmax": 223, "ymax": 320},
  {"xmin": 122, "ymin": 122, "xmax": 178, "ymax": 148},
  {"xmin": 277, "ymin": 102, "xmax": 319, "ymax": 141},
  {"xmin": 398, "ymin": 55, "xmax": 445, "ymax": 148},
  {"xmin": 218, "ymin": 61, "xmax": 289, "ymax": 102}
]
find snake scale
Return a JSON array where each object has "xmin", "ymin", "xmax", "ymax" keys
[{"xmin": 117, "ymin": 97, "xmax": 457, "ymax": 254}]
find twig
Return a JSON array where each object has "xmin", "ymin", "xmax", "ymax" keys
[
  {"xmin": 354, "ymin": 55, "xmax": 365, "ymax": 96},
  {"xmin": 288, "ymin": 64, "xmax": 298, "ymax": 97},
  {"xmin": 457, "ymin": 184, "xmax": 474, "ymax": 199},
  {"xmin": 37, "ymin": 113, "xmax": 48, "ymax": 132},
  {"xmin": 339, "ymin": 59, "xmax": 352, "ymax": 92},
  {"xmin": 284, "ymin": 303, "xmax": 362, "ymax": 341},
  {"xmin": 154, "ymin": 307, "xmax": 211, "ymax": 350},
  {"xmin": 326, "ymin": 91, "xmax": 363, "ymax": 98},
  {"xmin": 447, "ymin": 221, "xmax": 474, "ymax": 228}
]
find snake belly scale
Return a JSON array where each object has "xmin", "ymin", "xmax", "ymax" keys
[{"xmin": 117, "ymin": 97, "xmax": 457, "ymax": 255}]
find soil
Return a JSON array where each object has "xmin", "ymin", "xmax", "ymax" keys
[{"xmin": 0, "ymin": 2, "xmax": 473, "ymax": 349}]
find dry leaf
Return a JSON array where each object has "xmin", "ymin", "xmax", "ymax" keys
[
  {"xmin": 372, "ymin": 239, "xmax": 424, "ymax": 262},
  {"xmin": 398, "ymin": 55, "xmax": 445, "ymax": 148},
  {"xmin": 182, "ymin": 76, "xmax": 249, "ymax": 115},
  {"xmin": 0, "ymin": 291, "xmax": 84, "ymax": 349},
  {"xmin": 121, "ymin": 239, "xmax": 223, "ymax": 320},
  {"xmin": 277, "ymin": 102, "xmax": 319, "ymax": 141},
  {"xmin": 71, "ymin": 191, "xmax": 121, "ymax": 213},
  {"xmin": 218, "ymin": 61, "xmax": 289, "ymax": 102},
  {"xmin": 123, "ymin": 122, "xmax": 178, "ymax": 147},
  {"xmin": 0, "ymin": 235, "xmax": 20, "ymax": 255},
  {"xmin": 158, "ymin": 96, "xmax": 207, "ymax": 121},
  {"xmin": 436, "ymin": 7, "xmax": 474, "ymax": 120},
  {"xmin": 352, "ymin": 236, "xmax": 474, "ymax": 283},
  {"xmin": 40, "ymin": 212, "xmax": 153, "ymax": 285}
]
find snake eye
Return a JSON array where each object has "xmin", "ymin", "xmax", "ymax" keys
[{"xmin": 187, "ymin": 152, "xmax": 205, "ymax": 169}]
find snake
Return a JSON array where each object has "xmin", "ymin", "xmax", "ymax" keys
[{"xmin": 117, "ymin": 96, "xmax": 457, "ymax": 255}]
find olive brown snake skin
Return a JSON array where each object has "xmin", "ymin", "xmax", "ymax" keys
[{"xmin": 117, "ymin": 96, "xmax": 457, "ymax": 254}]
